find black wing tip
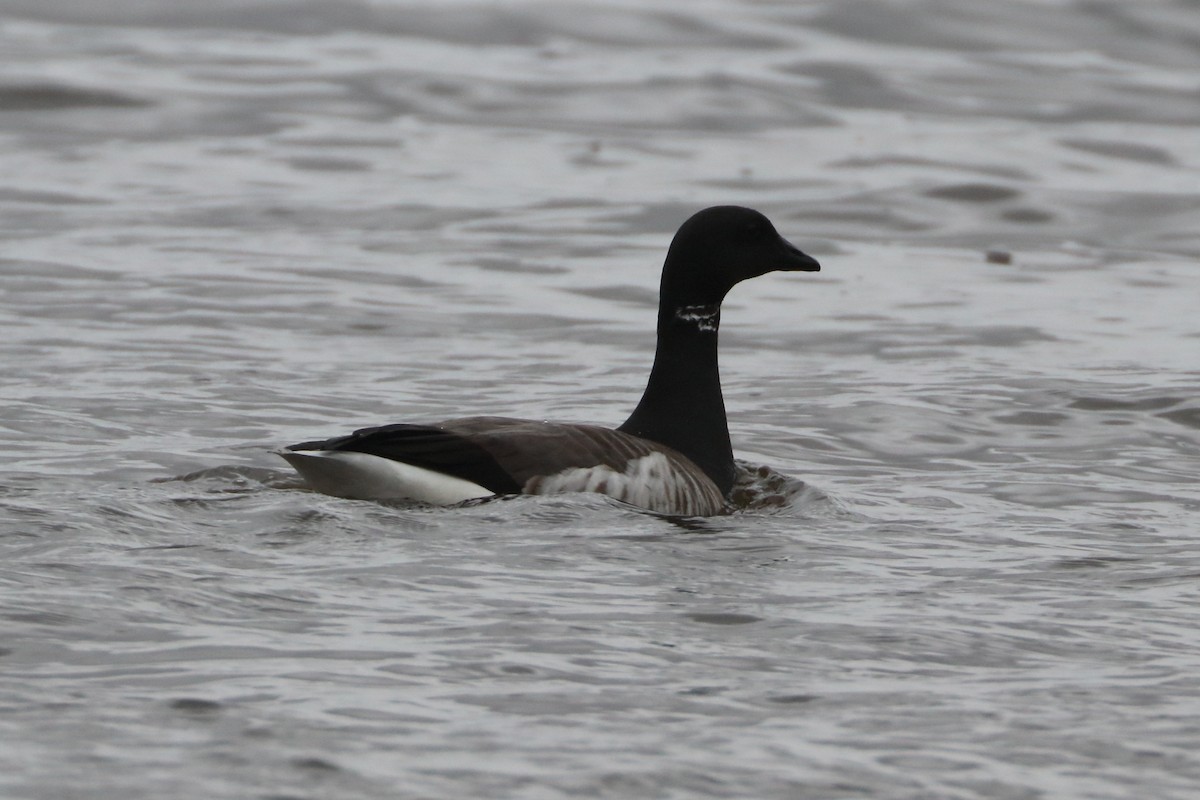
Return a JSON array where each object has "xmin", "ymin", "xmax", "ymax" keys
[
  {"xmin": 285, "ymin": 439, "xmax": 336, "ymax": 452},
  {"xmin": 281, "ymin": 422, "xmax": 522, "ymax": 496},
  {"xmin": 285, "ymin": 423, "xmax": 417, "ymax": 453}
]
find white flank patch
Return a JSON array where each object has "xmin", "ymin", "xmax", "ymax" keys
[
  {"xmin": 674, "ymin": 304, "xmax": 720, "ymax": 332},
  {"xmin": 279, "ymin": 450, "xmax": 493, "ymax": 504},
  {"xmin": 524, "ymin": 452, "xmax": 680, "ymax": 511}
]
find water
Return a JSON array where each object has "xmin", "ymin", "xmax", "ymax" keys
[{"xmin": 2, "ymin": 1, "xmax": 1199, "ymax": 797}]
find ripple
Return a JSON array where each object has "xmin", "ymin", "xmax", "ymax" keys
[
  {"xmin": 1069, "ymin": 395, "xmax": 1186, "ymax": 412},
  {"xmin": 1060, "ymin": 138, "xmax": 1176, "ymax": 165},
  {"xmin": 924, "ymin": 183, "xmax": 1022, "ymax": 203},
  {"xmin": 0, "ymin": 83, "xmax": 150, "ymax": 110},
  {"xmin": 686, "ymin": 612, "xmax": 763, "ymax": 625}
]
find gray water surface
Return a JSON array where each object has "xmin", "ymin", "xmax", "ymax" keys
[{"xmin": 3, "ymin": 2, "xmax": 1199, "ymax": 798}]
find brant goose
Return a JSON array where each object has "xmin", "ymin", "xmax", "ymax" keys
[{"xmin": 280, "ymin": 206, "xmax": 819, "ymax": 515}]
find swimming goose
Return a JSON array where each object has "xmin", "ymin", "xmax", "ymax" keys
[{"xmin": 280, "ymin": 205, "xmax": 819, "ymax": 515}]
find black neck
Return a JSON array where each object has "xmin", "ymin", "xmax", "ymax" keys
[{"xmin": 618, "ymin": 301, "xmax": 734, "ymax": 496}]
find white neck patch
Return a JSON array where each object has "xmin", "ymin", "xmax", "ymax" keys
[{"xmin": 674, "ymin": 304, "xmax": 720, "ymax": 332}]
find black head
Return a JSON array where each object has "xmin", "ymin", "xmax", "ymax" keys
[{"xmin": 661, "ymin": 206, "xmax": 819, "ymax": 306}]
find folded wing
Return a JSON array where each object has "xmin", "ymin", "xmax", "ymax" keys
[{"xmin": 287, "ymin": 416, "xmax": 726, "ymax": 515}]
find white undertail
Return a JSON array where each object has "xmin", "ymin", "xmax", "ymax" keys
[{"xmin": 278, "ymin": 450, "xmax": 493, "ymax": 504}]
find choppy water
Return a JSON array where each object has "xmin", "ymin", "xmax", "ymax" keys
[{"xmin": 3, "ymin": 1, "xmax": 1199, "ymax": 798}]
